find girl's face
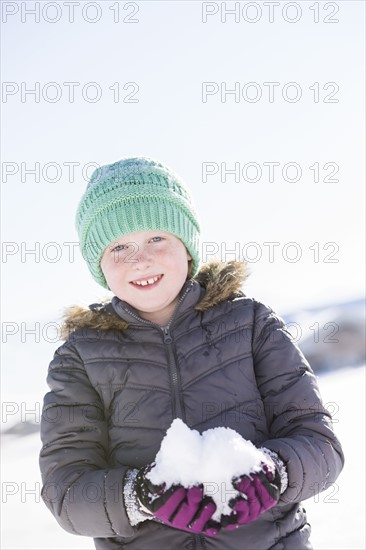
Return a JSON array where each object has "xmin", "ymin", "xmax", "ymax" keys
[{"xmin": 100, "ymin": 230, "xmax": 192, "ymax": 326}]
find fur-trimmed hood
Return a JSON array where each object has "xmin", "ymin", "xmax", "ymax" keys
[{"xmin": 59, "ymin": 260, "xmax": 249, "ymax": 340}]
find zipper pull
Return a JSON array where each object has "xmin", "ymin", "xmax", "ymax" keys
[{"xmin": 163, "ymin": 326, "xmax": 172, "ymax": 344}]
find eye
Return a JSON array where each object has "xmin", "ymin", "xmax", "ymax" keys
[
  {"xmin": 151, "ymin": 236, "xmax": 163, "ymax": 243},
  {"xmin": 111, "ymin": 243, "xmax": 128, "ymax": 252}
]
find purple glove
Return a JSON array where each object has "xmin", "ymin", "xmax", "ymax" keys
[
  {"xmin": 135, "ymin": 464, "xmax": 220, "ymax": 536},
  {"xmin": 222, "ymin": 460, "xmax": 281, "ymax": 530}
]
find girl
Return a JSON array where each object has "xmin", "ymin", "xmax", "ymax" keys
[{"xmin": 39, "ymin": 157, "xmax": 344, "ymax": 550}]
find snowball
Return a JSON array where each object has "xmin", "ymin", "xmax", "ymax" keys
[{"xmin": 146, "ymin": 418, "xmax": 266, "ymax": 520}]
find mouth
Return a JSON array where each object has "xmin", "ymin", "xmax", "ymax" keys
[{"xmin": 129, "ymin": 274, "xmax": 164, "ymax": 289}]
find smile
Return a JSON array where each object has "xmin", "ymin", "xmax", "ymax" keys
[{"xmin": 130, "ymin": 274, "xmax": 163, "ymax": 287}]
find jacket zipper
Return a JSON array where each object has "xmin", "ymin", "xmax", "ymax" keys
[
  {"xmin": 119, "ymin": 284, "xmax": 206, "ymax": 549},
  {"xmin": 119, "ymin": 282, "xmax": 193, "ymax": 419},
  {"xmin": 198, "ymin": 535, "xmax": 207, "ymax": 549}
]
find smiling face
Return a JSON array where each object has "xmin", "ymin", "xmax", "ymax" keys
[{"xmin": 100, "ymin": 230, "xmax": 192, "ymax": 326}]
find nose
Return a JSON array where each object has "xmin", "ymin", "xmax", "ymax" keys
[{"xmin": 131, "ymin": 244, "xmax": 152, "ymax": 267}]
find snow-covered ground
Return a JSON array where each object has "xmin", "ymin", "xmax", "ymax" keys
[
  {"xmin": 1, "ymin": 366, "xmax": 365, "ymax": 550},
  {"xmin": 301, "ymin": 365, "xmax": 365, "ymax": 549}
]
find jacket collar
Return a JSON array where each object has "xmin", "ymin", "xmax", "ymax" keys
[
  {"xmin": 59, "ymin": 260, "xmax": 249, "ymax": 340},
  {"xmin": 111, "ymin": 278, "xmax": 204, "ymax": 327}
]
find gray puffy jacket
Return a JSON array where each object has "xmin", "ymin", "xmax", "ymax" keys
[{"xmin": 39, "ymin": 260, "xmax": 344, "ymax": 550}]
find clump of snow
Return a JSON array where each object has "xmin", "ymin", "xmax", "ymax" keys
[{"xmin": 146, "ymin": 418, "xmax": 266, "ymax": 519}]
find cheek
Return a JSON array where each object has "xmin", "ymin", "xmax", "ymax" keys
[
  {"xmin": 101, "ymin": 258, "xmax": 127, "ymax": 283},
  {"xmin": 155, "ymin": 245, "xmax": 186, "ymax": 264}
]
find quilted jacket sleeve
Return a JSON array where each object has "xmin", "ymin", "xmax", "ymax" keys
[
  {"xmin": 252, "ymin": 301, "xmax": 345, "ymax": 505},
  {"xmin": 39, "ymin": 339, "xmax": 136, "ymax": 538}
]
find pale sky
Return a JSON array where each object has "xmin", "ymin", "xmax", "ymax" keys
[{"xmin": 1, "ymin": 0, "xmax": 365, "ymax": 326}]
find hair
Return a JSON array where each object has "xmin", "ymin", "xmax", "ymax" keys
[{"xmin": 186, "ymin": 258, "xmax": 194, "ymax": 280}]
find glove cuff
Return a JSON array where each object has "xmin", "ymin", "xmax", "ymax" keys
[
  {"xmin": 123, "ymin": 468, "xmax": 154, "ymax": 526},
  {"xmin": 260, "ymin": 447, "xmax": 288, "ymax": 494}
]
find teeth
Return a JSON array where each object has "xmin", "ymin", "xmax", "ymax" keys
[{"xmin": 133, "ymin": 275, "xmax": 161, "ymax": 286}]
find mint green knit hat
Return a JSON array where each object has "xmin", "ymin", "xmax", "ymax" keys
[{"xmin": 75, "ymin": 157, "xmax": 201, "ymax": 289}]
